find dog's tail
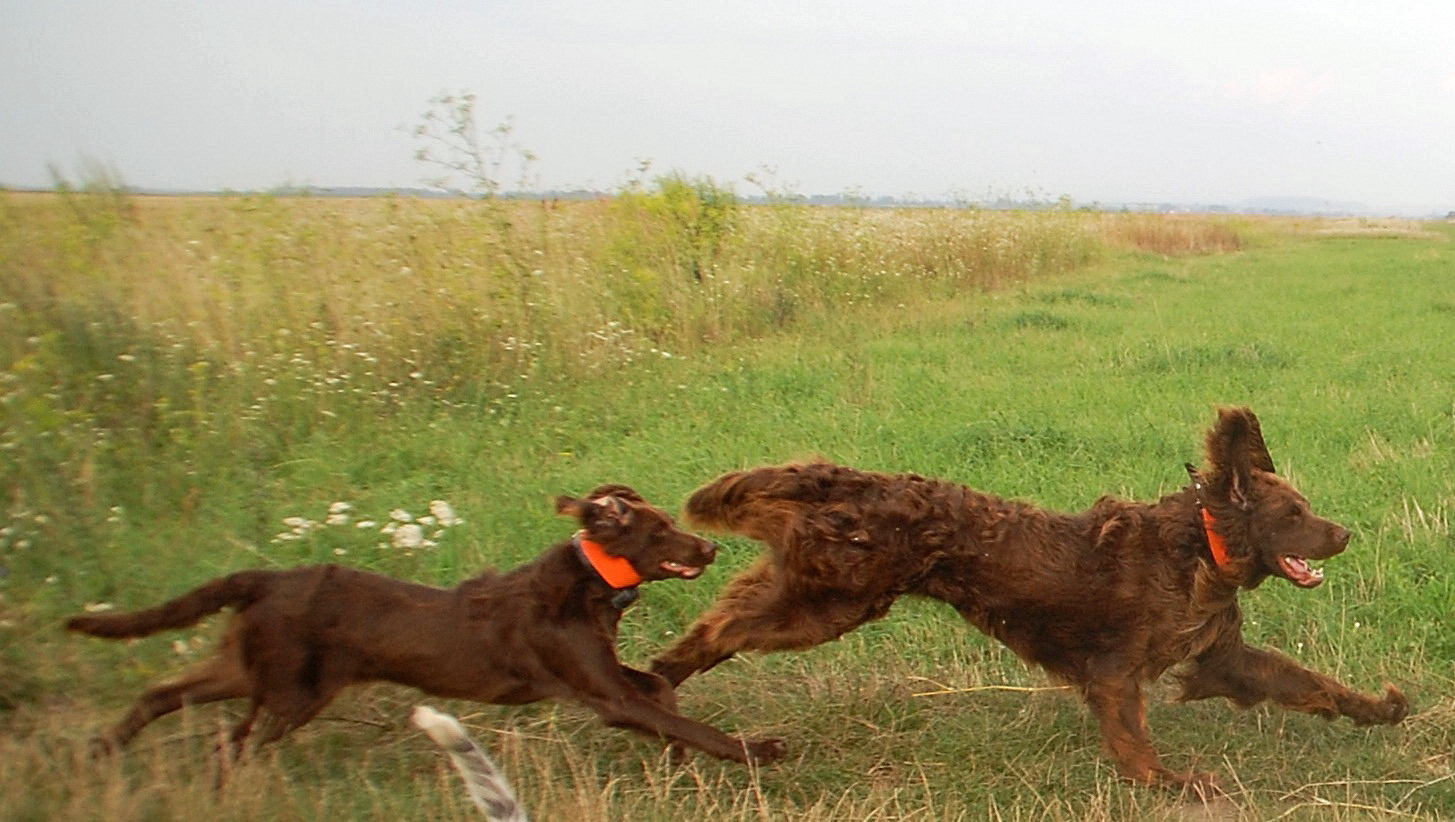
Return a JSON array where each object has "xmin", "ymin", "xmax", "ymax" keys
[
  {"xmin": 685, "ymin": 462, "xmax": 854, "ymax": 543},
  {"xmin": 65, "ymin": 570, "xmax": 273, "ymax": 638}
]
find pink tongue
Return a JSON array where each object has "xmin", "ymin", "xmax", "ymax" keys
[
  {"xmin": 1279, "ymin": 556, "xmax": 1325, "ymax": 587},
  {"xmin": 661, "ymin": 561, "xmax": 702, "ymax": 578}
]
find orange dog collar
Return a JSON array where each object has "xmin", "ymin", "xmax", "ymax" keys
[
  {"xmin": 575, "ymin": 532, "xmax": 643, "ymax": 589},
  {"xmin": 1200, "ymin": 507, "xmax": 1232, "ymax": 569},
  {"xmin": 1185, "ymin": 463, "xmax": 1233, "ymax": 571}
]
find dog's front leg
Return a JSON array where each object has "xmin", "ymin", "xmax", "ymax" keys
[
  {"xmin": 620, "ymin": 665, "xmax": 679, "ymax": 711},
  {"xmin": 619, "ymin": 665, "xmax": 688, "ymax": 762},
  {"xmin": 577, "ymin": 689, "xmax": 786, "ymax": 765},
  {"xmin": 565, "ymin": 655, "xmax": 785, "ymax": 765},
  {"xmin": 1178, "ymin": 643, "xmax": 1408, "ymax": 725},
  {"xmin": 650, "ymin": 559, "xmax": 781, "ymax": 686},
  {"xmin": 651, "ymin": 559, "xmax": 886, "ymax": 687},
  {"xmin": 1083, "ymin": 674, "xmax": 1219, "ymax": 796}
]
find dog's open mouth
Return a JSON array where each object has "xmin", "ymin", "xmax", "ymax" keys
[
  {"xmin": 1279, "ymin": 555, "xmax": 1325, "ymax": 588},
  {"xmin": 660, "ymin": 560, "xmax": 703, "ymax": 579}
]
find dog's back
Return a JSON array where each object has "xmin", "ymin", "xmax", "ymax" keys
[
  {"xmin": 685, "ymin": 462, "xmax": 1060, "ymax": 563},
  {"xmin": 686, "ymin": 462, "xmax": 953, "ymax": 541}
]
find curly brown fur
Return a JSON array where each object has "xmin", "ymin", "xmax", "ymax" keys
[
  {"xmin": 651, "ymin": 408, "xmax": 1406, "ymax": 792},
  {"xmin": 68, "ymin": 486, "xmax": 785, "ymax": 766}
]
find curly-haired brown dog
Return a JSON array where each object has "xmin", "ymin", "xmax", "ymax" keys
[
  {"xmin": 651, "ymin": 408, "xmax": 1407, "ymax": 792},
  {"xmin": 68, "ymin": 486, "xmax": 785, "ymax": 766}
]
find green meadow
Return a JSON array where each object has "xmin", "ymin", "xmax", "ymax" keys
[{"xmin": 1, "ymin": 189, "xmax": 1452, "ymax": 820}]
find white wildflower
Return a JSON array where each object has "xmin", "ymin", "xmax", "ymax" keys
[
  {"xmin": 82, "ymin": 601, "xmax": 114, "ymax": 613},
  {"xmin": 325, "ymin": 502, "xmax": 352, "ymax": 527},
  {"xmin": 390, "ymin": 508, "xmax": 414, "ymax": 523},
  {"xmin": 355, "ymin": 520, "xmax": 377, "ymax": 529},
  {"xmin": 430, "ymin": 500, "xmax": 462, "ymax": 526},
  {"xmin": 392, "ymin": 523, "xmax": 425, "ymax": 550}
]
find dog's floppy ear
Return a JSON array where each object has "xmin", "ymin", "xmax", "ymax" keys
[
  {"xmin": 1242, "ymin": 412, "xmax": 1276, "ymax": 474},
  {"xmin": 555, "ymin": 488, "xmax": 635, "ymax": 525},
  {"xmin": 555, "ymin": 495, "xmax": 591, "ymax": 519},
  {"xmin": 591, "ymin": 494, "xmax": 629, "ymax": 523},
  {"xmin": 1204, "ymin": 406, "xmax": 1275, "ymax": 510}
]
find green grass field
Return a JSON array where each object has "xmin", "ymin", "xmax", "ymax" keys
[{"xmin": 2, "ymin": 193, "xmax": 1452, "ymax": 820}]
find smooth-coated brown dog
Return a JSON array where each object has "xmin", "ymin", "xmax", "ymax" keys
[
  {"xmin": 67, "ymin": 485, "xmax": 785, "ymax": 765},
  {"xmin": 651, "ymin": 408, "xmax": 1407, "ymax": 792}
]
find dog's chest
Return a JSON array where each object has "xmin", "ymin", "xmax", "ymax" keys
[{"xmin": 1142, "ymin": 596, "xmax": 1240, "ymax": 676}]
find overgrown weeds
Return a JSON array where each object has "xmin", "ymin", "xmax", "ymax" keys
[
  {"xmin": 0, "ymin": 191, "xmax": 1163, "ymax": 556},
  {"xmin": 1096, "ymin": 212, "xmax": 1245, "ymax": 256}
]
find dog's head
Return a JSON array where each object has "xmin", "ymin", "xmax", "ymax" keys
[
  {"xmin": 1196, "ymin": 407, "xmax": 1350, "ymax": 589},
  {"xmin": 555, "ymin": 484, "xmax": 717, "ymax": 582}
]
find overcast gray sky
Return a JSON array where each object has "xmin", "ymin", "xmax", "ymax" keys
[{"xmin": 4, "ymin": 1, "xmax": 1453, "ymax": 213}]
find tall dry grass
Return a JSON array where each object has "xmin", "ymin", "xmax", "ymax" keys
[
  {"xmin": 2, "ymin": 192, "xmax": 1249, "ymax": 389},
  {"xmin": 1, "ymin": 193, "xmax": 1118, "ymax": 384},
  {"xmin": 1095, "ymin": 213, "xmax": 1245, "ymax": 256},
  {"xmin": 0, "ymin": 190, "xmax": 1254, "ymax": 586}
]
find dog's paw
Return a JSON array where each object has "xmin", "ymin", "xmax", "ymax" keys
[
  {"xmin": 744, "ymin": 737, "xmax": 787, "ymax": 765},
  {"xmin": 1348, "ymin": 684, "xmax": 1410, "ymax": 726},
  {"xmin": 1378, "ymin": 684, "xmax": 1410, "ymax": 724},
  {"xmin": 86, "ymin": 735, "xmax": 119, "ymax": 760},
  {"xmin": 664, "ymin": 740, "xmax": 689, "ymax": 766},
  {"xmin": 1164, "ymin": 769, "xmax": 1224, "ymax": 803}
]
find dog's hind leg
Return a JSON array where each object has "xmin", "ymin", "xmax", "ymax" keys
[
  {"xmin": 96, "ymin": 638, "xmax": 251, "ymax": 753},
  {"xmin": 240, "ymin": 695, "xmax": 333, "ymax": 749},
  {"xmin": 651, "ymin": 558, "xmax": 889, "ymax": 686},
  {"xmin": 1083, "ymin": 672, "xmax": 1219, "ymax": 796},
  {"xmin": 245, "ymin": 646, "xmax": 361, "ymax": 747},
  {"xmin": 250, "ymin": 684, "xmax": 351, "ymax": 746},
  {"xmin": 225, "ymin": 702, "xmax": 262, "ymax": 757}
]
